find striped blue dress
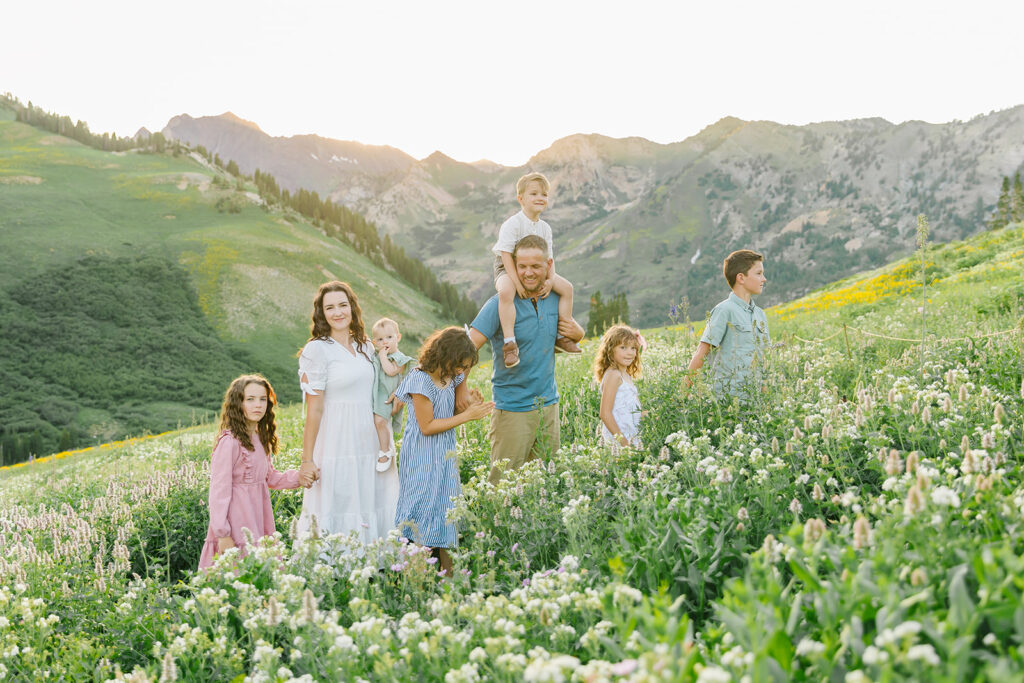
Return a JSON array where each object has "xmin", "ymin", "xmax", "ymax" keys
[{"xmin": 394, "ymin": 368, "xmax": 465, "ymax": 548}]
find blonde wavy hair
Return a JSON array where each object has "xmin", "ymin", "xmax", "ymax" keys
[{"xmin": 592, "ymin": 324, "xmax": 643, "ymax": 382}]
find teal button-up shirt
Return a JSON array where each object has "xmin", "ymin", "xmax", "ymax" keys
[{"xmin": 700, "ymin": 293, "xmax": 771, "ymax": 399}]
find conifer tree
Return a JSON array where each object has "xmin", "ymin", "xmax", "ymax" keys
[
  {"xmin": 1012, "ymin": 172, "xmax": 1024, "ymax": 223},
  {"xmin": 990, "ymin": 176, "xmax": 1012, "ymax": 230},
  {"xmin": 587, "ymin": 291, "xmax": 605, "ymax": 337}
]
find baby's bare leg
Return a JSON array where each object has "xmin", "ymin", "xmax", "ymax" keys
[
  {"xmin": 374, "ymin": 414, "xmax": 391, "ymax": 453},
  {"xmin": 551, "ymin": 275, "xmax": 574, "ymax": 326},
  {"xmin": 496, "ymin": 274, "xmax": 517, "ymax": 340}
]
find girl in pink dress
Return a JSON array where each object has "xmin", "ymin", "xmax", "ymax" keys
[{"xmin": 198, "ymin": 374, "xmax": 308, "ymax": 569}]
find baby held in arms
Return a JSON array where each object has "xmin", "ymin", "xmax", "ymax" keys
[{"xmin": 371, "ymin": 317, "xmax": 416, "ymax": 472}]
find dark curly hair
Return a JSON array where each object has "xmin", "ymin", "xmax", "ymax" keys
[
  {"xmin": 417, "ymin": 327, "xmax": 478, "ymax": 383},
  {"xmin": 307, "ymin": 280, "xmax": 370, "ymax": 361},
  {"xmin": 218, "ymin": 374, "xmax": 280, "ymax": 454}
]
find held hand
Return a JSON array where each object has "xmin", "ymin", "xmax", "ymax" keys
[
  {"xmin": 463, "ymin": 401, "xmax": 495, "ymax": 421},
  {"xmin": 390, "ymin": 396, "xmax": 405, "ymax": 416},
  {"xmin": 217, "ymin": 536, "xmax": 235, "ymax": 554},
  {"xmin": 303, "ymin": 467, "xmax": 321, "ymax": 488},
  {"xmin": 299, "ymin": 461, "xmax": 318, "ymax": 487}
]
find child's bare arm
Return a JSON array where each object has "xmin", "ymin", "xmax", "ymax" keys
[
  {"xmin": 683, "ymin": 342, "xmax": 713, "ymax": 388},
  {"xmin": 412, "ymin": 393, "xmax": 493, "ymax": 436},
  {"xmin": 500, "ymin": 251, "xmax": 527, "ymax": 297},
  {"xmin": 548, "ymin": 273, "xmax": 573, "ymax": 297},
  {"xmin": 378, "ymin": 348, "xmax": 401, "ymax": 376},
  {"xmin": 454, "ymin": 373, "xmax": 471, "ymax": 413}
]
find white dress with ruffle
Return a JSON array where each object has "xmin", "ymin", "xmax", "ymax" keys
[
  {"xmin": 600, "ymin": 373, "xmax": 642, "ymax": 448},
  {"xmin": 297, "ymin": 338, "xmax": 399, "ymax": 543}
]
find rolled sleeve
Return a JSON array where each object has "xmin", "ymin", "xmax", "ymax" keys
[
  {"xmin": 298, "ymin": 341, "xmax": 327, "ymax": 395},
  {"xmin": 389, "ymin": 350, "xmax": 416, "ymax": 368},
  {"xmin": 471, "ymin": 297, "xmax": 500, "ymax": 340},
  {"xmin": 700, "ymin": 308, "xmax": 729, "ymax": 348}
]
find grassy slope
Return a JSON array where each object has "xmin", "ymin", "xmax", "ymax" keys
[
  {"xmin": 0, "ymin": 117, "xmax": 449, "ymax": 449},
  {"xmin": 765, "ymin": 222, "xmax": 1024, "ymax": 337}
]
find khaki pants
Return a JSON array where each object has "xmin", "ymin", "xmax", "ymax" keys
[{"xmin": 488, "ymin": 403, "xmax": 560, "ymax": 485}]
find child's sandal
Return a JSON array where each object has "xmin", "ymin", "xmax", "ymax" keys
[{"xmin": 375, "ymin": 450, "xmax": 393, "ymax": 472}]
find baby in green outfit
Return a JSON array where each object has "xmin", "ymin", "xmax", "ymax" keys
[{"xmin": 371, "ymin": 317, "xmax": 416, "ymax": 471}]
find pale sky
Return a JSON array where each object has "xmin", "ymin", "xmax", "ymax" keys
[{"xmin": 3, "ymin": 0, "xmax": 1023, "ymax": 166}]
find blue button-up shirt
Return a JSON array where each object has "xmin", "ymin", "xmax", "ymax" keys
[
  {"xmin": 471, "ymin": 293, "xmax": 560, "ymax": 412},
  {"xmin": 700, "ymin": 292, "xmax": 771, "ymax": 399}
]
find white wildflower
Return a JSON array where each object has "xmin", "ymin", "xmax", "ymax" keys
[
  {"xmin": 906, "ymin": 644, "xmax": 940, "ymax": 666},
  {"xmin": 795, "ymin": 638, "xmax": 825, "ymax": 657},
  {"xmin": 930, "ymin": 486, "xmax": 961, "ymax": 508}
]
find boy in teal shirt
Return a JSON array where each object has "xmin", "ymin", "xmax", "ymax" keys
[{"xmin": 685, "ymin": 249, "xmax": 770, "ymax": 400}]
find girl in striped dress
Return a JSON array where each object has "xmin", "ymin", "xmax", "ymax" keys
[{"xmin": 394, "ymin": 327, "xmax": 494, "ymax": 575}]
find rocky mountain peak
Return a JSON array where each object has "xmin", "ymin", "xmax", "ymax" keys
[{"xmin": 215, "ymin": 111, "xmax": 264, "ymax": 132}]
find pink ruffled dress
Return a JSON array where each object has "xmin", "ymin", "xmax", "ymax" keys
[{"xmin": 198, "ymin": 431, "xmax": 300, "ymax": 569}]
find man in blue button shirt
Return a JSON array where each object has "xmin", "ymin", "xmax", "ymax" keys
[
  {"xmin": 468, "ymin": 235, "xmax": 585, "ymax": 484},
  {"xmin": 685, "ymin": 249, "xmax": 771, "ymax": 400}
]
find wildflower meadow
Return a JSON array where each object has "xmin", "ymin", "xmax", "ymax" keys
[{"xmin": 1, "ymin": 225, "xmax": 1023, "ymax": 682}]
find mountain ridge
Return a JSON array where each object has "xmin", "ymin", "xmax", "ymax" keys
[{"xmin": 162, "ymin": 106, "xmax": 1024, "ymax": 326}]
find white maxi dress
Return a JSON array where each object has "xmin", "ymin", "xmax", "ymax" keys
[{"xmin": 297, "ymin": 338, "xmax": 399, "ymax": 542}]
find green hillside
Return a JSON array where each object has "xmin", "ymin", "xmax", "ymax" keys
[{"xmin": 0, "ymin": 115, "xmax": 450, "ymax": 459}]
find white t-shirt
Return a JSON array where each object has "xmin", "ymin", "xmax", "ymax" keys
[{"xmin": 492, "ymin": 210, "xmax": 555, "ymax": 259}]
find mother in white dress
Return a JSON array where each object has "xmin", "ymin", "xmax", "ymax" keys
[{"xmin": 297, "ymin": 281, "xmax": 399, "ymax": 542}]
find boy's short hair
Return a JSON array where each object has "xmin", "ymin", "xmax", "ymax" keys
[
  {"xmin": 516, "ymin": 172, "xmax": 550, "ymax": 196},
  {"xmin": 372, "ymin": 317, "xmax": 400, "ymax": 335},
  {"xmin": 512, "ymin": 235, "xmax": 549, "ymax": 260},
  {"xmin": 723, "ymin": 250, "xmax": 764, "ymax": 288}
]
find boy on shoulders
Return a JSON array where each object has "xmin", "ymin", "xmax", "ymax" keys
[
  {"xmin": 492, "ymin": 172, "xmax": 580, "ymax": 368},
  {"xmin": 684, "ymin": 249, "xmax": 770, "ymax": 400}
]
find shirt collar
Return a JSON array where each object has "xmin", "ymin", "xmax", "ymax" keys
[{"xmin": 729, "ymin": 292, "xmax": 755, "ymax": 313}]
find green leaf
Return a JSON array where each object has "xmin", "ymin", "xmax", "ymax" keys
[
  {"xmin": 786, "ymin": 590, "xmax": 804, "ymax": 635},
  {"xmin": 788, "ymin": 559, "xmax": 823, "ymax": 591},
  {"xmin": 765, "ymin": 629, "xmax": 795, "ymax": 672},
  {"xmin": 948, "ymin": 565, "xmax": 975, "ymax": 631}
]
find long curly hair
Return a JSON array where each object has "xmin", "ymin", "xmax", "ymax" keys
[
  {"xmin": 592, "ymin": 324, "xmax": 643, "ymax": 382},
  {"xmin": 307, "ymin": 280, "xmax": 371, "ymax": 361},
  {"xmin": 218, "ymin": 374, "xmax": 280, "ymax": 454},
  {"xmin": 418, "ymin": 327, "xmax": 479, "ymax": 383}
]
